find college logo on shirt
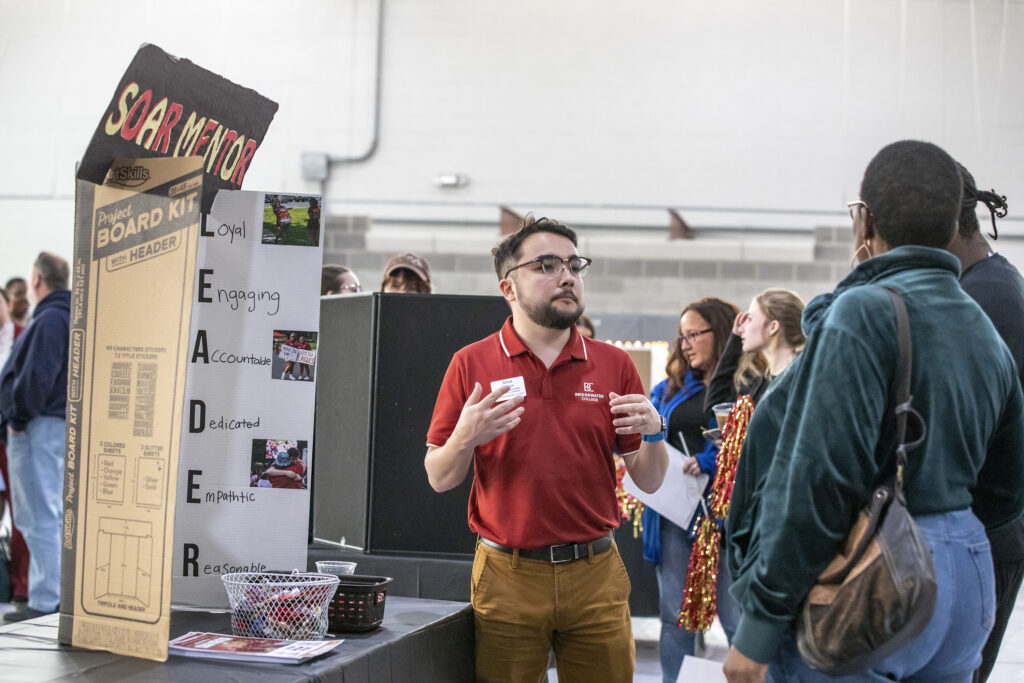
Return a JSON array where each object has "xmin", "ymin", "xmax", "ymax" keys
[{"xmin": 575, "ymin": 381, "xmax": 604, "ymax": 403}]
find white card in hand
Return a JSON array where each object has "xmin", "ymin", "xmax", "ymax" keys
[{"xmin": 490, "ymin": 376, "xmax": 526, "ymax": 401}]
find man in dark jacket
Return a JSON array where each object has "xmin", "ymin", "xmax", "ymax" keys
[
  {"xmin": 947, "ymin": 162, "xmax": 1024, "ymax": 682},
  {"xmin": 0, "ymin": 252, "xmax": 70, "ymax": 622}
]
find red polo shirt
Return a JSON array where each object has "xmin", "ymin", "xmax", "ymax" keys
[{"xmin": 426, "ymin": 317, "xmax": 643, "ymax": 548}]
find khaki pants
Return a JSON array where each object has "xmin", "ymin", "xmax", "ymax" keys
[{"xmin": 471, "ymin": 539, "xmax": 635, "ymax": 683}]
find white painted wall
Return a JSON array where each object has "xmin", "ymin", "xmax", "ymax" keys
[{"xmin": 2, "ymin": 0, "xmax": 1023, "ymax": 277}]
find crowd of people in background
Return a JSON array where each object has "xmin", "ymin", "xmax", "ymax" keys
[{"xmin": 321, "ymin": 251, "xmax": 434, "ymax": 297}]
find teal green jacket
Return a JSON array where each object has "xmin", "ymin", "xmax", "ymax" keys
[{"xmin": 727, "ymin": 246, "xmax": 1024, "ymax": 664}]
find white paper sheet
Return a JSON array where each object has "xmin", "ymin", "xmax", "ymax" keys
[
  {"xmin": 677, "ymin": 655, "xmax": 727, "ymax": 683},
  {"xmin": 622, "ymin": 442, "xmax": 708, "ymax": 529}
]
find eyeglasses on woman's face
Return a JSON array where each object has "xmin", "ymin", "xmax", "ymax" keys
[
  {"xmin": 504, "ymin": 254, "xmax": 593, "ymax": 280},
  {"xmin": 678, "ymin": 329, "xmax": 712, "ymax": 347}
]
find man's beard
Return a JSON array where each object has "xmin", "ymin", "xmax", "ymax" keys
[{"xmin": 520, "ymin": 291, "xmax": 584, "ymax": 330}]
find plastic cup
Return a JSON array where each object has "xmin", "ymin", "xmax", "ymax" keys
[
  {"xmin": 712, "ymin": 402, "xmax": 735, "ymax": 429},
  {"xmin": 316, "ymin": 560, "xmax": 357, "ymax": 576}
]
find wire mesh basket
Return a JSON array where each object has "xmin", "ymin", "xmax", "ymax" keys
[{"xmin": 222, "ymin": 571, "xmax": 340, "ymax": 640}]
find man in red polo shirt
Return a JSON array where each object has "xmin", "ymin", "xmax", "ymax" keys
[{"xmin": 425, "ymin": 215, "xmax": 670, "ymax": 682}]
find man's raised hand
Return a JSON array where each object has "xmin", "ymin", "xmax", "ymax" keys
[{"xmin": 452, "ymin": 382, "xmax": 524, "ymax": 449}]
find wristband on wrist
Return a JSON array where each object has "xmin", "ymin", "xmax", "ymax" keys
[{"xmin": 642, "ymin": 414, "xmax": 668, "ymax": 442}]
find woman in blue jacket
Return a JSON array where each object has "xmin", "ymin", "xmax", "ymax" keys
[{"xmin": 644, "ymin": 296, "xmax": 741, "ymax": 683}]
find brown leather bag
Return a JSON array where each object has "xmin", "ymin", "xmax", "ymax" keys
[{"xmin": 796, "ymin": 287, "xmax": 936, "ymax": 676}]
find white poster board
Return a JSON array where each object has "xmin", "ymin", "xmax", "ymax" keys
[
  {"xmin": 171, "ymin": 191, "xmax": 323, "ymax": 607},
  {"xmin": 622, "ymin": 442, "xmax": 708, "ymax": 530}
]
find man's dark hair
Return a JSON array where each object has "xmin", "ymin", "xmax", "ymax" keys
[
  {"xmin": 4, "ymin": 277, "xmax": 24, "ymax": 291},
  {"xmin": 288, "ymin": 446, "xmax": 301, "ymax": 460},
  {"xmin": 491, "ymin": 214, "xmax": 578, "ymax": 279},
  {"xmin": 33, "ymin": 252, "xmax": 69, "ymax": 291},
  {"xmin": 957, "ymin": 162, "xmax": 1008, "ymax": 240},
  {"xmin": 860, "ymin": 140, "xmax": 962, "ymax": 249}
]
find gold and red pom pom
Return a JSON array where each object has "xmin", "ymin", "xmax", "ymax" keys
[
  {"xmin": 615, "ymin": 458, "xmax": 645, "ymax": 537},
  {"xmin": 678, "ymin": 395, "xmax": 753, "ymax": 631}
]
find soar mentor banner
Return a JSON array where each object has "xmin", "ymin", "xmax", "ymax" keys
[
  {"xmin": 60, "ymin": 156, "xmax": 202, "ymax": 661},
  {"xmin": 172, "ymin": 191, "xmax": 323, "ymax": 608},
  {"xmin": 77, "ymin": 44, "xmax": 278, "ymax": 213}
]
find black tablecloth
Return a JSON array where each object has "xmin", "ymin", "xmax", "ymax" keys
[{"xmin": 0, "ymin": 597, "xmax": 473, "ymax": 682}]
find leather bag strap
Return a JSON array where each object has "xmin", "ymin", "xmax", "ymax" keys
[
  {"xmin": 816, "ymin": 286, "xmax": 923, "ymax": 585},
  {"xmin": 880, "ymin": 285, "xmax": 926, "ymax": 502}
]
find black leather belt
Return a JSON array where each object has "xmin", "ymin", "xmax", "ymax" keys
[{"xmin": 479, "ymin": 533, "xmax": 613, "ymax": 564}]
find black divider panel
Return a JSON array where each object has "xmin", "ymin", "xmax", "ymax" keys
[
  {"xmin": 313, "ymin": 293, "xmax": 376, "ymax": 547},
  {"xmin": 367, "ymin": 293, "xmax": 510, "ymax": 555}
]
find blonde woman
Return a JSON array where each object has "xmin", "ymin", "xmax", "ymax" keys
[{"xmin": 704, "ymin": 288, "xmax": 805, "ymax": 411}]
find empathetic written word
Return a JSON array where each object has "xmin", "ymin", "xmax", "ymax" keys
[{"xmin": 204, "ymin": 489, "xmax": 256, "ymax": 504}]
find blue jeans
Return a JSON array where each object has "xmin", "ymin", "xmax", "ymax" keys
[
  {"xmin": 657, "ymin": 517, "xmax": 740, "ymax": 683},
  {"xmin": 7, "ymin": 416, "xmax": 65, "ymax": 613},
  {"xmin": 768, "ymin": 509, "xmax": 995, "ymax": 683}
]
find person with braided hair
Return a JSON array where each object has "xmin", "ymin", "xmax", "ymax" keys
[
  {"xmin": 948, "ymin": 162, "xmax": 1024, "ymax": 683},
  {"xmin": 949, "ymin": 163, "xmax": 1022, "ymax": 382}
]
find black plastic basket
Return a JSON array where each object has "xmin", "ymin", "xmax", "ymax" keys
[{"xmin": 327, "ymin": 574, "xmax": 393, "ymax": 633}]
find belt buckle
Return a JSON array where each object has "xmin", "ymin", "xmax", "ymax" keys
[{"xmin": 549, "ymin": 542, "xmax": 579, "ymax": 564}]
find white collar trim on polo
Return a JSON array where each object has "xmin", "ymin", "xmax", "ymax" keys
[{"xmin": 498, "ymin": 327, "xmax": 588, "ymax": 361}]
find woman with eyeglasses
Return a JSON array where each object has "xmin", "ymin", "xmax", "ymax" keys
[
  {"xmin": 643, "ymin": 296, "xmax": 742, "ymax": 683},
  {"xmin": 704, "ymin": 289, "xmax": 805, "ymax": 414},
  {"xmin": 321, "ymin": 264, "xmax": 362, "ymax": 296}
]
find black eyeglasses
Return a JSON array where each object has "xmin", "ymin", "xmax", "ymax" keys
[
  {"xmin": 504, "ymin": 254, "xmax": 593, "ymax": 280},
  {"xmin": 678, "ymin": 329, "xmax": 712, "ymax": 347}
]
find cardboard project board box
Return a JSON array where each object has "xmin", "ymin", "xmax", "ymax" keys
[
  {"xmin": 60, "ymin": 157, "xmax": 202, "ymax": 661},
  {"xmin": 313, "ymin": 293, "xmax": 510, "ymax": 555}
]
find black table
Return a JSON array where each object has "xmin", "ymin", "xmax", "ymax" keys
[{"xmin": 0, "ymin": 596, "xmax": 473, "ymax": 682}]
